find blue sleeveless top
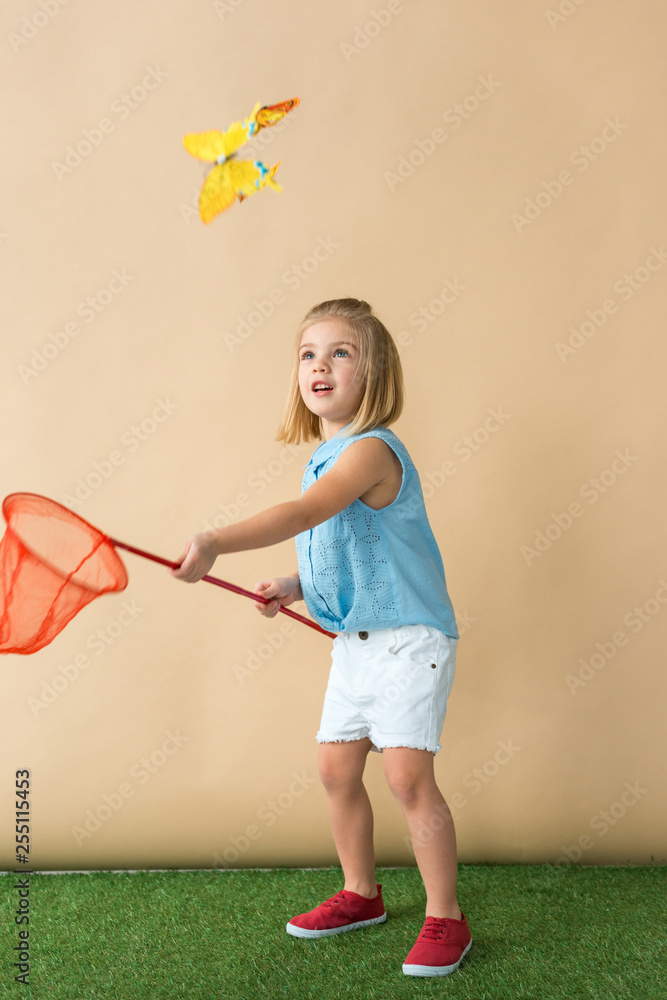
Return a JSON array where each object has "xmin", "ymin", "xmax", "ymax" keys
[{"xmin": 295, "ymin": 424, "xmax": 459, "ymax": 638}]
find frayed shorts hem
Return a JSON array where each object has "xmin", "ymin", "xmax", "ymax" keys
[{"xmin": 316, "ymin": 733, "xmax": 442, "ymax": 755}]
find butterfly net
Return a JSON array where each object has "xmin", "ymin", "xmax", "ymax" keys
[{"xmin": 0, "ymin": 493, "xmax": 128, "ymax": 655}]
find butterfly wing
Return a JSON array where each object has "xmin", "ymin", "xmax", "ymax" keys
[
  {"xmin": 255, "ymin": 97, "xmax": 299, "ymax": 130},
  {"xmin": 198, "ymin": 164, "xmax": 237, "ymax": 223},
  {"xmin": 228, "ymin": 160, "xmax": 282, "ymax": 205},
  {"xmin": 183, "ymin": 130, "xmax": 228, "ymax": 163},
  {"xmin": 184, "ymin": 113, "xmax": 258, "ymax": 163},
  {"xmin": 198, "ymin": 160, "xmax": 277, "ymax": 222},
  {"xmin": 227, "ymin": 160, "xmax": 268, "ymax": 202},
  {"xmin": 262, "ymin": 161, "xmax": 282, "ymax": 192},
  {"xmin": 184, "ymin": 99, "xmax": 298, "ymax": 165}
]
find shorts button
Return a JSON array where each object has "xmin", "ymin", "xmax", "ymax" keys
[
  {"xmin": 431, "ymin": 663, "xmax": 436, "ymax": 669},
  {"xmin": 359, "ymin": 631, "xmax": 368, "ymax": 640}
]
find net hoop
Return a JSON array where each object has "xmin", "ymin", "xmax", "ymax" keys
[
  {"xmin": 2, "ymin": 493, "xmax": 128, "ymax": 595},
  {"xmin": 0, "ymin": 492, "xmax": 337, "ymax": 654}
]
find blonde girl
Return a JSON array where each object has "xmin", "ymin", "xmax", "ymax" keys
[{"xmin": 172, "ymin": 298, "xmax": 471, "ymax": 977}]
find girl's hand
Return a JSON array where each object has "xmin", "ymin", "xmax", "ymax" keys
[
  {"xmin": 252, "ymin": 575, "xmax": 302, "ymax": 618},
  {"xmin": 170, "ymin": 531, "xmax": 219, "ymax": 583}
]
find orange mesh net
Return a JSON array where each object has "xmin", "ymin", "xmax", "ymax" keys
[
  {"xmin": 0, "ymin": 493, "xmax": 128, "ymax": 655},
  {"xmin": 1, "ymin": 492, "xmax": 336, "ymax": 655}
]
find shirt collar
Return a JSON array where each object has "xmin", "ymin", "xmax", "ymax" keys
[{"xmin": 303, "ymin": 422, "xmax": 353, "ymax": 470}]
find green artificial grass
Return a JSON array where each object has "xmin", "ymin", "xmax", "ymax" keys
[{"xmin": 0, "ymin": 864, "xmax": 665, "ymax": 999}]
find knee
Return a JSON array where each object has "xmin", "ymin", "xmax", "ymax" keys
[
  {"xmin": 386, "ymin": 774, "xmax": 422, "ymax": 807},
  {"xmin": 385, "ymin": 762, "xmax": 437, "ymax": 807},
  {"xmin": 318, "ymin": 751, "xmax": 361, "ymax": 794}
]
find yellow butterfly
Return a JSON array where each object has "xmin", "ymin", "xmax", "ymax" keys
[{"xmin": 183, "ymin": 98, "xmax": 299, "ymax": 223}]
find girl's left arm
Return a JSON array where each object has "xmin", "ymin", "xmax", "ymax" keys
[{"xmin": 171, "ymin": 436, "xmax": 393, "ymax": 583}]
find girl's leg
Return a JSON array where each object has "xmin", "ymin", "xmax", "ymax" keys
[
  {"xmin": 382, "ymin": 747, "xmax": 462, "ymax": 919},
  {"xmin": 318, "ymin": 737, "xmax": 378, "ymax": 898}
]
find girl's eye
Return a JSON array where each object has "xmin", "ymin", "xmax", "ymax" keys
[{"xmin": 300, "ymin": 349, "xmax": 350, "ymax": 360}]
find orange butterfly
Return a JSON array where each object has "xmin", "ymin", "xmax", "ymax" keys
[{"xmin": 183, "ymin": 98, "xmax": 299, "ymax": 223}]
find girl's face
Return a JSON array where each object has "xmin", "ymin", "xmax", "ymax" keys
[{"xmin": 298, "ymin": 319, "xmax": 366, "ymax": 440}]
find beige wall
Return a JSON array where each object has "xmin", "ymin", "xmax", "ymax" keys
[{"xmin": 1, "ymin": 0, "xmax": 665, "ymax": 870}]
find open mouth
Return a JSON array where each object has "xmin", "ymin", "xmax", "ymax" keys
[{"xmin": 312, "ymin": 382, "xmax": 333, "ymax": 394}]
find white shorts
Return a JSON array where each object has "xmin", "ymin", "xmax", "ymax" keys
[{"xmin": 316, "ymin": 624, "xmax": 458, "ymax": 755}]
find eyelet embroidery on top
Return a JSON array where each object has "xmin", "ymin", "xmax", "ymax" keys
[
  {"xmin": 309, "ymin": 506, "xmax": 396, "ymax": 622},
  {"xmin": 297, "ymin": 428, "xmax": 460, "ymax": 639}
]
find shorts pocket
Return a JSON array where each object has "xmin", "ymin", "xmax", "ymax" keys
[{"xmin": 387, "ymin": 625, "xmax": 442, "ymax": 668}]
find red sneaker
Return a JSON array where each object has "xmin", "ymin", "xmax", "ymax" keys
[
  {"xmin": 286, "ymin": 884, "xmax": 386, "ymax": 938},
  {"xmin": 402, "ymin": 913, "xmax": 472, "ymax": 976}
]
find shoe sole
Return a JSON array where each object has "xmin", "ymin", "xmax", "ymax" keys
[
  {"xmin": 286, "ymin": 913, "xmax": 387, "ymax": 938},
  {"xmin": 402, "ymin": 937, "xmax": 472, "ymax": 976}
]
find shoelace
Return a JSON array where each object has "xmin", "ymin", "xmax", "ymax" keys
[
  {"xmin": 420, "ymin": 918, "xmax": 453, "ymax": 942},
  {"xmin": 321, "ymin": 891, "xmax": 351, "ymax": 910}
]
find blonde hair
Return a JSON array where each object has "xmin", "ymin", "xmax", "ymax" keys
[{"xmin": 276, "ymin": 298, "xmax": 404, "ymax": 445}]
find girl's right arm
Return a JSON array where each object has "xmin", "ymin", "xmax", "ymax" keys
[
  {"xmin": 252, "ymin": 573, "xmax": 303, "ymax": 618},
  {"xmin": 172, "ymin": 436, "xmax": 393, "ymax": 583}
]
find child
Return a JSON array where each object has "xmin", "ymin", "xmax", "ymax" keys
[{"xmin": 171, "ymin": 298, "xmax": 471, "ymax": 977}]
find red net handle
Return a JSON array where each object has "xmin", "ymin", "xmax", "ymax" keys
[{"xmin": 108, "ymin": 537, "xmax": 338, "ymax": 640}]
